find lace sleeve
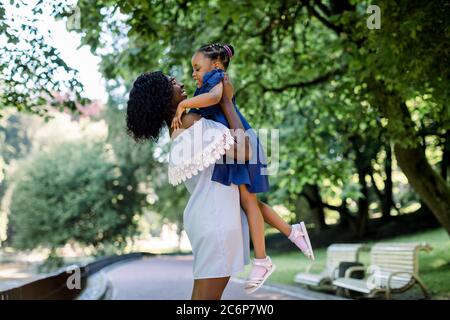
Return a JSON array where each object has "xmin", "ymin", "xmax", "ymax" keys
[{"xmin": 168, "ymin": 118, "xmax": 235, "ymax": 186}]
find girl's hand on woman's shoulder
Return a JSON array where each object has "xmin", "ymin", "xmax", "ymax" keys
[{"xmin": 222, "ymin": 73, "xmax": 234, "ymax": 101}]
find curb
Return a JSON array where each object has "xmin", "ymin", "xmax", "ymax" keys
[
  {"xmin": 76, "ymin": 271, "xmax": 109, "ymax": 300},
  {"xmin": 76, "ymin": 253, "xmax": 150, "ymax": 300},
  {"xmin": 230, "ymin": 277, "xmax": 349, "ymax": 300}
]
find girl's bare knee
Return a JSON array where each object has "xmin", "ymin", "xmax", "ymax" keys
[{"xmin": 239, "ymin": 185, "xmax": 257, "ymax": 208}]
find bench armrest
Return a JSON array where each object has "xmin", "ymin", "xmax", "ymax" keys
[
  {"xmin": 419, "ymin": 242, "xmax": 433, "ymax": 253},
  {"xmin": 330, "ymin": 266, "xmax": 340, "ymax": 280},
  {"xmin": 387, "ymin": 271, "xmax": 413, "ymax": 285},
  {"xmin": 344, "ymin": 266, "xmax": 366, "ymax": 278},
  {"xmin": 386, "ymin": 271, "xmax": 430, "ymax": 299}
]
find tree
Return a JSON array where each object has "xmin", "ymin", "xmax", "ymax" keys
[
  {"xmin": 0, "ymin": 0, "xmax": 86, "ymax": 117},
  {"xmin": 0, "ymin": 108, "xmax": 36, "ymax": 245},
  {"xmin": 9, "ymin": 139, "xmax": 145, "ymax": 257},
  {"xmin": 339, "ymin": 0, "xmax": 450, "ymax": 234}
]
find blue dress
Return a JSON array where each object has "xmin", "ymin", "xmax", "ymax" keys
[{"xmin": 188, "ymin": 69, "xmax": 270, "ymax": 193}]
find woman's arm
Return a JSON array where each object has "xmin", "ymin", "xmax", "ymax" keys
[{"xmin": 220, "ymin": 75, "xmax": 252, "ymax": 162}]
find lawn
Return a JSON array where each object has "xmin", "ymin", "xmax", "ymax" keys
[{"xmin": 235, "ymin": 228, "xmax": 450, "ymax": 299}]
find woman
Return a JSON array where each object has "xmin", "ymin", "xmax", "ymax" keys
[{"xmin": 126, "ymin": 71, "xmax": 252, "ymax": 299}]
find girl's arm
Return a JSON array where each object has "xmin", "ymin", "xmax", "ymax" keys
[
  {"xmin": 171, "ymin": 83, "xmax": 223, "ymax": 130},
  {"xmin": 181, "ymin": 82, "xmax": 223, "ymax": 109},
  {"xmin": 220, "ymin": 75, "xmax": 252, "ymax": 162}
]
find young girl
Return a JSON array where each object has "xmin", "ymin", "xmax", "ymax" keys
[{"xmin": 171, "ymin": 43, "xmax": 314, "ymax": 294}]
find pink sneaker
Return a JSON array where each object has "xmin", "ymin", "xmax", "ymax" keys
[
  {"xmin": 244, "ymin": 256, "xmax": 276, "ymax": 294},
  {"xmin": 288, "ymin": 222, "xmax": 315, "ymax": 260}
]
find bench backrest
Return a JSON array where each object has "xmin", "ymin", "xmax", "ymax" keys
[
  {"xmin": 369, "ymin": 242, "xmax": 431, "ymax": 289},
  {"xmin": 325, "ymin": 244, "xmax": 364, "ymax": 272}
]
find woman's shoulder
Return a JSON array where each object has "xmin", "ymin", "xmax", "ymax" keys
[
  {"xmin": 170, "ymin": 113, "xmax": 202, "ymax": 140},
  {"xmin": 179, "ymin": 114, "xmax": 230, "ymax": 136},
  {"xmin": 181, "ymin": 113, "xmax": 202, "ymax": 129}
]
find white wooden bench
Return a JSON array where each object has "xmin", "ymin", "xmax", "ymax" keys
[
  {"xmin": 332, "ymin": 242, "xmax": 432, "ymax": 299},
  {"xmin": 294, "ymin": 243, "xmax": 365, "ymax": 289}
]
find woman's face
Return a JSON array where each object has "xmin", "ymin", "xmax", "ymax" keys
[
  {"xmin": 169, "ymin": 76, "xmax": 187, "ymax": 109},
  {"xmin": 191, "ymin": 52, "xmax": 215, "ymax": 88}
]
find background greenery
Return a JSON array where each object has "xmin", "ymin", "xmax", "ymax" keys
[{"xmin": 0, "ymin": 0, "xmax": 449, "ymax": 293}]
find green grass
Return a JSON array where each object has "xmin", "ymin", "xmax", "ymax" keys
[{"xmin": 235, "ymin": 228, "xmax": 450, "ymax": 299}]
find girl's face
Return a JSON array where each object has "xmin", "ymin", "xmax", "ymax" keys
[{"xmin": 191, "ymin": 52, "xmax": 220, "ymax": 88}]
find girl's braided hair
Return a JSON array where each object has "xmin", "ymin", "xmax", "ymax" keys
[{"xmin": 197, "ymin": 43, "xmax": 235, "ymax": 70}]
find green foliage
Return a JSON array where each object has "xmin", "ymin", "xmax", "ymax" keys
[
  {"xmin": 0, "ymin": 110, "xmax": 32, "ymax": 165},
  {"xmin": 343, "ymin": 0, "xmax": 450, "ymax": 145},
  {"xmin": 9, "ymin": 138, "xmax": 144, "ymax": 253},
  {"xmin": 0, "ymin": 109, "xmax": 34, "ymax": 245},
  {"xmin": 0, "ymin": 0, "xmax": 86, "ymax": 117}
]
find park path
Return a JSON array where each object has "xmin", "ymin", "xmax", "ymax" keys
[{"xmin": 104, "ymin": 255, "xmax": 323, "ymax": 300}]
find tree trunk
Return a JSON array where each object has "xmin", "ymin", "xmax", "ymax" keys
[
  {"xmin": 394, "ymin": 144, "xmax": 450, "ymax": 235},
  {"xmin": 441, "ymin": 130, "xmax": 450, "ymax": 182},
  {"xmin": 338, "ymin": 197, "xmax": 357, "ymax": 234},
  {"xmin": 356, "ymin": 167, "xmax": 369, "ymax": 238},
  {"xmin": 296, "ymin": 184, "xmax": 327, "ymax": 234},
  {"xmin": 381, "ymin": 142, "xmax": 393, "ymax": 221},
  {"xmin": 337, "ymin": 198, "xmax": 350, "ymax": 229},
  {"xmin": 348, "ymin": 133, "xmax": 376, "ymax": 237},
  {"xmin": 391, "ymin": 103, "xmax": 450, "ymax": 236},
  {"xmin": 304, "ymin": 184, "xmax": 327, "ymax": 234}
]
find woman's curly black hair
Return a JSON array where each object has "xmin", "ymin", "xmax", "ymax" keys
[{"xmin": 126, "ymin": 71, "xmax": 173, "ymax": 142}]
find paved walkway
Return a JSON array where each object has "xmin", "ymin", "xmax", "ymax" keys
[{"xmin": 104, "ymin": 255, "xmax": 345, "ymax": 300}]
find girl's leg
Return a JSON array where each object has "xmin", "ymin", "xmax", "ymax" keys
[
  {"xmin": 257, "ymin": 200, "xmax": 292, "ymax": 237},
  {"xmin": 239, "ymin": 185, "xmax": 276, "ymax": 294},
  {"xmin": 258, "ymin": 200, "xmax": 314, "ymax": 260},
  {"xmin": 191, "ymin": 277, "xmax": 230, "ymax": 300},
  {"xmin": 239, "ymin": 184, "xmax": 266, "ymax": 259}
]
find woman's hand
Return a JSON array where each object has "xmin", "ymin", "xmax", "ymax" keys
[{"xmin": 171, "ymin": 100, "xmax": 187, "ymax": 131}]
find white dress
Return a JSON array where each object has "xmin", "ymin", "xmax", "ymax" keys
[{"xmin": 168, "ymin": 117, "xmax": 250, "ymax": 279}]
